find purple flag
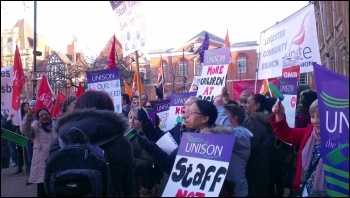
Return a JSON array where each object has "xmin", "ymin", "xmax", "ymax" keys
[
  {"xmin": 194, "ymin": 32, "xmax": 209, "ymax": 63},
  {"xmin": 313, "ymin": 62, "xmax": 349, "ymax": 197}
]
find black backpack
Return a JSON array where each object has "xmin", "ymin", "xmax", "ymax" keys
[{"xmin": 44, "ymin": 127, "xmax": 117, "ymax": 197}]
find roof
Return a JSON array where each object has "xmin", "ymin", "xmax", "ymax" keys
[
  {"xmin": 186, "ymin": 30, "xmax": 224, "ymax": 44},
  {"xmin": 232, "ymin": 41, "xmax": 258, "ymax": 47}
]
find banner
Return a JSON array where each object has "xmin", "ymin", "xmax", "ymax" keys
[
  {"xmin": 232, "ymin": 78, "xmax": 278, "ymax": 100},
  {"xmin": 87, "ymin": 68, "xmax": 122, "ymax": 113},
  {"xmin": 278, "ymin": 77, "xmax": 298, "ymax": 127},
  {"xmin": 258, "ymin": 3, "xmax": 321, "ymax": 79},
  {"xmin": 1, "ymin": 66, "xmax": 21, "ymax": 126},
  {"xmin": 167, "ymin": 92, "xmax": 197, "ymax": 130},
  {"xmin": 110, "ymin": 1, "xmax": 148, "ymax": 57},
  {"xmin": 313, "ymin": 63, "xmax": 349, "ymax": 197},
  {"xmin": 197, "ymin": 47, "xmax": 230, "ymax": 102},
  {"xmin": 162, "ymin": 132, "xmax": 235, "ymax": 197},
  {"xmin": 189, "ymin": 76, "xmax": 201, "ymax": 92},
  {"xmin": 153, "ymin": 99, "xmax": 170, "ymax": 131}
]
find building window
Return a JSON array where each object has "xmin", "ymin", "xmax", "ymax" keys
[
  {"xmin": 299, "ymin": 73, "xmax": 308, "ymax": 85},
  {"xmin": 179, "ymin": 58, "xmax": 187, "ymax": 76},
  {"xmin": 162, "ymin": 60, "xmax": 167, "ymax": 78},
  {"xmin": 7, "ymin": 38, "xmax": 13, "ymax": 53},
  {"xmin": 196, "ymin": 61, "xmax": 203, "ymax": 75},
  {"xmin": 237, "ymin": 56, "xmax": 247, "ymax": 73}
]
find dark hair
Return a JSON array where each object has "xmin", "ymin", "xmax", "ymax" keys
[
  {"xmin": 195, "ymin": 100, "xmax": 218, "ymax": 127},
  {"xmin": 300, "ymin": 89, "xmax": 317, "ymax": 113},
  {"xmin": 251, "ymin": 94, "xmax": 267, "ymax": 112},
  {"xmin": 62, "ymin": 96, "xmax": 77, "ymax": 113},
  {"xmin": 122, "ymin": 94, "xmax": 131, "ymax": 104},
  {"xmin": 224, "ymin": 104, "xmax": 246, "ymax": 125},
  {"xmin": 74, "ymin": 90, "xmax": 114, "ymax": 111},
  {"xmin": 20, "ymin": 102, "xmax": 29, "ymax": 117},
  {"xmin": 227, "ymin": 100, "xmax": 238, "ymax": 105},
  {"xmin": 265, "ymin": 97, "xmax": 277, "ymax": 113},
  {"xmin": 35, "ymin": 108, "xmax": 51, "ymax": 120}
]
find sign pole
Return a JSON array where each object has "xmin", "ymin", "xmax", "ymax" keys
[{"xmin": 135, "ymin": 51, "xmax": 142, "ymax": 108}]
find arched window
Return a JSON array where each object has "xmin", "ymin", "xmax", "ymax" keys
[
  {"xmin": 179, "ymin": 58, "xmax": 187, "ymax": 76},
  {"xmin": 237, "ymin": 56, "xmax": 247, "ymax": 73},
  {"xmin": 196, "ymin": 61, "xmax": 203, "ymax": 75},
  {"xmin": 162, "ymin": 60, "xmax": 167, "ymax": 78}
]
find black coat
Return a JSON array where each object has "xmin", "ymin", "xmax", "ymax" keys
[{"xmin": 53, "ymin": 109, "xmax": 135, "ymax": 197}]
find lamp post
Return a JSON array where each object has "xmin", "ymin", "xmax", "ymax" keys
[
  {"xmin": 238, "ymin": 62, "xmax": 242, "ymax": 81},
  {"xmin": 182, "ymin": 45, "xmax": 194, "ymax": 91}
]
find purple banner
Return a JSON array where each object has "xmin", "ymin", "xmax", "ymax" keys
[
  {"xmin": 278, "ymin": 77, "xmax": 298, "ymax": 95},
  {"xmin": 87, "ymin": 68, "xmax": 120, "ymax": 84},
  {"xmin": 153, "ymin": 99, "xmax": 170, "ymax": 113},
  {"xmin": 169, "ymin": 92, "xmax": 197, "ymax": 106},
  {"xmin": 177, "ymin": 132, "xmax": 235, "ymax": 162},
  {"xmin": 147, "ymin": 111, "xmax": 157, "ymax": 127},
  {"xmin": 203, "ymin": 47, "xmax": 231, "ymax": 66},
  {"xmin": 313, "ymin": 63, "xmax": 349, "ymax": 197}
]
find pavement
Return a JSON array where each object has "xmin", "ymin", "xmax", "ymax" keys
[{"xmin": 1, "ymin": 166, "xmax": 36, "ymax": 197}]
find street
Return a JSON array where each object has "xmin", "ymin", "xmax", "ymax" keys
[{"xmin": 1, "ymin": 166, "xmax": 36, "ymax": 197}]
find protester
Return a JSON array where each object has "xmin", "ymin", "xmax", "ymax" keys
[
  {"xmin": 270, "ymin": 99, "xmax": 327, "ymax": 197},
  {"xmin": 295, "ymin": 89, "xmax": 318, "ymax": 128},
  {"xmin": 1, "ymin": 111, "xmax": 12, "ymax": 170},
  {"xmin": 122, "ymin": 93, "xmax": 131, "ymax": 117},
  {"xmin": 135, "ymin": 100, "xmax": 218, "ymax": 175},
  {"xmin": 52, "ymin": 90, "xmax": 135, "ymax": 197},
  {"xmin": 15, "ymin": 102, "xmax": 30, "ymax": 175},
  {"xmin": 141, "ymin": 93, "xmax": 149, "ymax": 107},
  {"xmin": 163, "ymin": 93, "xmax": 171, "ymax": 100},
  {"xmin": 128, "ymin": 107, "xmax": 161, "ymax": 197},
  {"xmin": 240, "ymin": 89, "xmax": 251, "ymax": 99},
  {"xmin": 237, "ymin": 96, "xmax": 248, "ymax": 110},
  {"xmin": 20, "ymin": 108, "xmax": 57, "ymax": 197},
  {"xmin": 242, "ymin": 94, "xmax": 271, "ymax": 197},
  {"xmin": 218, "ymin": 104, "xmax": 253, "ymax": 197}
]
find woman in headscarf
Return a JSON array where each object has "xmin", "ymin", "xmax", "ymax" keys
[{"xmin": 270, "ymin": 99, "xmax": 327, "ymax": 197}]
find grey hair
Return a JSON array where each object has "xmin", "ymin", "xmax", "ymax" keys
[
  {"xmin": 188, "ymin": 96, "xmax": 198, "ymax": 104},
  {"xmin": 309, "ymin": 99, "xmax": 318, "ymax": 115}
]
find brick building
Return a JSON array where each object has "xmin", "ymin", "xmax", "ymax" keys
[
  {"xmin": 310, "ymin": 1, "xmax": 349, "ymax": 88},
  {"xmin": 146, "ymin": 31, "xmax": 258, "ymax": 100}
]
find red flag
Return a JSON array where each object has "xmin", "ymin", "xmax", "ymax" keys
[
  {"xmin": 35, "ymin": 74, "xmax": 54, "ymax": 112},
  {"xmin": 124, "ymin": 80, "xmax": 133, "ymax": 99},
  {"xmin": 76, "ymin": 82, "xmax": 84, "ymax": 98},
  {"xmin": 50, "ymin": 91, "xmax": 66, "ymax": 119},
  {"xmin": 132, "ymin": 71, "xmax": 145, "ymax": 96},
  {"xmin": 259, "ymin": 78, "xmax": 272, "ymax": 98},
  {"xmin": 223, "ymin": 30, "xmax": 233, "ymax": 72},
  {"xmin": 12, "ymin": 45, "xmax": 25, "ymax": 110},
  {"xmin": 106, "ymin": 35, "xmax": 116, "ymax": 69}
]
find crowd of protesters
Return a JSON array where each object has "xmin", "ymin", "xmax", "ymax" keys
[{"xmin": 1, "ymin": 85, "xmax": 326, "ymax": 197}]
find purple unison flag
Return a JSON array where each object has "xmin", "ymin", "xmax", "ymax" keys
[
  {"xmin": 194, "ymin": 32, "xmax": 209, "ymax": 63},
  {"xmin": 313, "ymin": 62, "xmax": 349, "ymax": 197}
]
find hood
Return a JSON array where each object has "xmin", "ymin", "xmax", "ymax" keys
[
  {"xmin": 54, "ymin": 109, "xmax": 128, "ymax": 144},
  {"xmin": 201, "ymin": 126, "xmax": 232, "ymax": 135},
  {"xmin": 247, "ymin": 111, "xmax": 273, "ymax": 132}
]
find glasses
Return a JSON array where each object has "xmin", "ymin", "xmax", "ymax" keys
[{"xmin": 187, "ymin": 111, "xmax": 202, "ymax": 116}]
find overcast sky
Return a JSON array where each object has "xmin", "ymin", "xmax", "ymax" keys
[{"xmin": 1, "ymin": 1, "xmax": 309, "ymax": 57}]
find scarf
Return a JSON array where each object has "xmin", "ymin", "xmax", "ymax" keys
[{"xmin": 301, "ymin": 128, "xmax": 325, "ymax": 191}]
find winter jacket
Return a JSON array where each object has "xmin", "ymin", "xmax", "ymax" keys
[
  {"xmin": 20, "ymin": 115, "xmax": 57, "ymax": 184},
  {"xmin": 270, "ymin": 113, "xmax": 314, "ymax": 192},
  {"xmin": 54, "ymin": 109, "xmax": 135, "ymax": 197},
  {"xmin": 242, "ymin": 111, "xmax": 272, "ymax": 197}
]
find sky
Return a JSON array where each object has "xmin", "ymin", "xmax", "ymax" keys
[{"xmin": 1, "ymin": 1, "xmax": 309, "ymax": 58}]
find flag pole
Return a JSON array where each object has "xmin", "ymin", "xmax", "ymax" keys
[
  {"xmin": 254, "ymin": 31, "xmax": 263, "ymax": 94},
  {"xmin": 160, "ymin": 56, "xmax": 165, "ymax": 95},
  {"xmin": 135, "ymin": 50, "xmax": 142, "ymax": 108}
]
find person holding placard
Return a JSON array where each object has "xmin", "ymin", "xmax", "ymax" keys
[{"xmin": 135, "ymin": 100, "xmax": 218, "ymax": 175}]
